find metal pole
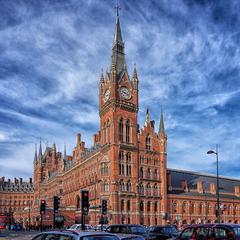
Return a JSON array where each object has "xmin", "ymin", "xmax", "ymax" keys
[
  {"xmin": 28, "ymin": 192, "xmax": 31, "ymax": 230},
  {"xmin": 40, "ymin": 213, "xmax": 43, "ymax": 232},
  {"xmin": 216, "ymin": 144, "xmax": 220, "ymax": 223}
]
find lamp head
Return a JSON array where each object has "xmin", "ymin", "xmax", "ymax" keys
[{"xmin": 207, "ymin": 150, "xmax": 216, "ymax": 154}]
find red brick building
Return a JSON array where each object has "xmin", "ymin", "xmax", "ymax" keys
[{"xmin": 11, "ymin": 8, "xmax": 240, "ymax": 227}]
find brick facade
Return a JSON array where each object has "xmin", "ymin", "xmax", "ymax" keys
[{"xmin": 8, "ymin": 7, "xmax": 240, "ymax": 228}]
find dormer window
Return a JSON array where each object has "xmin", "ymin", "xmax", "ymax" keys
[{"xmin": 146, "ymin": 134, "xmax": 151, "ymax": 150}]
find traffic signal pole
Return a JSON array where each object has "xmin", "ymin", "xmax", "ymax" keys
[{"xmin": 81, "ymin": 190, "xmax": 89, "ymax": 230}]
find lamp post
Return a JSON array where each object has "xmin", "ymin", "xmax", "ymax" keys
[{"xmin": 207, "ymin": 144, "xmax": 220, "ymax": 223}]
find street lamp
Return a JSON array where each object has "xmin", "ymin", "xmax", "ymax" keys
[{"xmin": 207, "ymin": 144, "xmax": 220, "ymax": 223}]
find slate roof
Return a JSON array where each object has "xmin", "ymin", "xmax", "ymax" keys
[{"xmin": 168, "ymin": 168, "xmax": 240, "ymax": 196}]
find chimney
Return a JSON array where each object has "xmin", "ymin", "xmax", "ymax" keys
[
  {"xmin": 210, "ymin": 183, "xmax": 216, "ymax": 194},
  {"xmin": 181, "ymin": 180, "xmax": 188, "ymax": 192},
  {"xmin": 14, "ymin": 178, "xmax": 17, "ymax": 184},
  {"xmin": 20, "ymin": 178, "xmax": 23, "ymax": 184},
  {"xmin": 235, "ymin": 186, "xmax": 240, "ymax": 197},
  {"xmin": 76, "ymin": 133, "xmax": 81, "ymax": 146},
  {"xmin": 52, "ymin": 143, "xmax": 56, "ymax": 160},
  {"xmin": 29, "ymin": 177, "xmax": 32, "ymax": 184},
  {"xmin": 8, "ymin": 179, "xmax": 11, "ymax": 186},
  {"xmin": 197, "ymin": 180, "xmax": 203, "ymax": 193}
]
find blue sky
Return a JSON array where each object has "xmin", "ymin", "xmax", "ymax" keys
[{"xmin": 0, "ymin": 0, "xmax": 240, "ymax": 180}]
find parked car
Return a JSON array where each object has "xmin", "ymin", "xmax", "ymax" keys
[
  {"xmin": 178, "ymin": 224, "xmax": 240, "ymax": 240},
  {"xmin": 148, "ymin": 225, "xmax": 180, "ymax": 240},
  {"xmin": 116, "ymin": 233, "xmax": 145, "ymax": 240},
  {"xmin": 31, "ymin": 230, "xmax": 120, "ymax": 240},
  {"xmin": 11, "ymin": 224, "xmax": 23, "ymax": 231},
  {"xmin": 106, "ymin": 224, "xmax": 149, "ymax": 239},
  {"xmin": 68, "ymin": 224, "xmax": 93, "ymax": 230}
]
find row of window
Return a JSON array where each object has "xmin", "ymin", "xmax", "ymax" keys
[
  {"xmin": 139, "ymin": 156, "xmax": 159, "ymax": 166},
  {"xmin": 119, "ymin": 151, "xmax": 132, "ymax": 176},
  {"xmin": 138, "ymin": 182, "xmax": 159, "ymax": 196},
  {"xmin": 120, "ymin": 200, "xmax": 159, "ymax": 213},
  {"xmin": 0, "ymin": 200, "xmax": 33, "ymax": 205},
  {"xmin": 139, "ymin": 167, "xmax": 159, "ymax": 179},
  {"xmin": 119, "ymin": 119, "xmax": 131, "ymax": 143}
]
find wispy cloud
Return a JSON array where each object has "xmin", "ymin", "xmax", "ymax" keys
[{"xmin": 0, "ymin": 0, "xmax": 240, "ymax": 179}]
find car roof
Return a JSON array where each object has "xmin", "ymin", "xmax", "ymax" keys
[
  {"xmin": 109, "ymin": 224, "xmax": 143, "ymax": 227},
  {"xmin": 36, "ymin": 230, "xmax": 117, "ymax": 236}
]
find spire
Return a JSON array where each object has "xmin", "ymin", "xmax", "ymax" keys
[
  {"xmin": 111, "ymin": 0, "xmax": 126, "ymax": 80},
  {"xmin": 100, "ymin": 68, "xmax": 104, "ymax": 83},
  {"xmin": 145, "ymin": 109, "xmax": 150, "ymax": 125},
  {"xmin": 34, "ymin": 144, "xmax": 38, "ymax": 164},
  {"xmin": 133, "ymin": 63, "xmax": 138, "ymax": 80},
  {"xmin": 38, "ymin": 139, "xmax": 42, "ymax": 159},
  {"xmin": 158, "ymin": 109, "xmax": 165, "ymax": 136},
  {"xmin": 63, "ymin": 143, "xmax": 67, "ymax": 160}
]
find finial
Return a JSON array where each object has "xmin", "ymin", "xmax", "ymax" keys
[
  {"xmin": 158, "ymin": 107, "xmax": 165, "ymax": 136},
  {"xmin": 145, "ymin": 108, "xmax": 150, "ymax": 125},
  {"xmin": 100, "ymin": 68, "xmax": 104, "ymax": 82},
  {"xmin": 133, "ymin": 63, "xmax": 138, "ymax": 79},
  {"xmin": 115, "ymin": 0, "xmax": 121, "ymax": 18}
]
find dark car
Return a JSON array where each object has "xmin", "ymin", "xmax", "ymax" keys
[
  {"xmin": 178, "ymin": 224, "xmax": 240, "ymax": 240},
  {"xmin": 148, "ymin": 225, "xmax": 180, "ymax": 240},
  {"xmin": 106, "ymin": 224, "xmax": 149, "ymax": 239}
]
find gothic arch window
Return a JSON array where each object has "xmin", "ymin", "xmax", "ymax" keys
[
  {"xmin": 146, "ymin": 134, "xmax": 151, "ymax": 150},
  {"xmin": 154, "ymin": 201, "xmax": 158, "ymax": 212},
  {"xmin": 146, "ymin": 168, "xmax": 151, "ymax": 179},
  {"xmin": 106, "ymin": 119, "xmax": 110, "ymax": 143},
  {"xmin": 103, "ymin": 181, "xmax": 109, "ymax": 192},
  {"xmin": 119, "ymin": 179, "xmax": 124, "ymax": 192},
  {"xmin": 126, "ymin": 152, "xmax": 131, "ymax": 176},
  {"xmin": 139, "ymin": 167, "xmax": 143, "ymax": 178},
  {"xmin": 199, "ymin": 202, "xmax": 203, "ymax": 215},
  {"xmin": 139, "ymin": 182, "xmax": 144, "ymax": 195},
  {"xmin": 153, "ymin": 183, "xmax": 158, "ymax": 196},
  {"xmin": 146, "ymin": 183, "xmax": 151, "ymax": 195},
  {"xmin": 119, "ymin": 118, "xmax": 123, "ymax": 143},
  {"xmin": 140, "ymin": 201, "xmax": 144, "ymax": 212},
  {"xmin": 127, "ymin": 200, "xmax": 131, "ymax": 211},
  {"xmin": 154, "ymin": 169, "xmax": 158, "ymax": 179},
  {"xmin": 190, "ymin": 202, "xmax": 194, "ymax": 214},
  {"xmin": 121, "ymin": 199, "xmax": 124, "ymax": 212},
  {"xmin": 126, "ymin": 180, "xmax": 131, "ymax": 192},
  {"xmin": 101, "ymin": 162, "xmax": 109, "ymax": 175},
  {"xmin": 126, "ymin": 119, "xmax": 130, "ymax": 143},
  {"xmin": 119, "ymin": 151, "xmax": 124, "ymax": 175},
  {"xmin": 104, "ymin": 122, "xmax": 107, "ymax": 143},
  {"xmin": 76, "ymin": 195, "xmax": 80, "ymax": 210},
  {"xmin": 147, "ymin": 201, "xmax": 151, "ymax": 212}
]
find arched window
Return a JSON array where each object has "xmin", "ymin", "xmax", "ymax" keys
[
  {"xmin": 119, "ymin": 151, "xmax": 124, "ymax": 175},
  {"xmin": 101, "ymin": 162, "xmax": 109, "ymax": 175},
  {"xmin": 147, "ymin": 201, "xmax": 151, "ymax": 212},
  {"xmin": 126, "ymin": 152, "xmax": 131, "ymax": 176},
  {"xmin": 199, "ymin": 203, "xmax": 203, "ymax": 215},
  {"xmin": 119, "ymin": 119, "xmax": 123, "ymax": 143},
  {"xmin": 146, "ymin": 134, "xmax": 151, "ymax": 150},
  {"xmin": 76, "ymin": 195, "xmax": 80, "ymax": 210},
  {"xmin": 104, "ymin": 122, "xmax": 106, "ymax": 143},
  {"xmin": 107, "ymin": 120, "xmax": 110, "ymax": 143},
  {"xmin": 127, "ymin": 200, "xmax": 131, "ymax": 211},
  {"xmin": 146, "ymin": 183, "xmax": 151, "ymax": 195},
  {"xmin": 121, "ymin": 199, "xmax": 124, "ymax": 212},
  {"xmin": 153, "ymin": 184, "xmax": 158, "ymax": 196},
  {"xmin": 139, "ymin": 167, "xmax": 143, "ymax": 178},
  {"xmin": 126, "ymin": 120, "xmax": 130, "ymax": 143},
  {"xmin": 190, "ymin": 202, "xmax": 194, "ymax": 214},
  {"xmin": 154, "ymin": 201, "xmax": 158, "ymax": 212},
  {"xmin": 103, "ymin": 181, "xmax": 109, "ymax": 192},
  {"xmin": 126, "ymin": 181, "xmax": 131, "ymax": 192},
  {"xmin": 154, "ymin": 169, "xmax": 158, "ymax": 179},
  {"xmin": 139, "ymin": 182, "xmax": 144, "ymax": 195},
  {"xmin": 119, "ymin": 180, "xmax": 124, "ymax": 192},
  {"xmin": 147, "ymin": 168, "xmax": 151, "ymax": 179},
  {"xmin": 140, "ymin": 201, "xmax": 144, "ymax": 212}
]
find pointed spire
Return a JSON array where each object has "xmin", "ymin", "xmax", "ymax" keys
[
  {"xmin": 111, "ymin": 0, "xmax": 126, "ymax": 80},
  {"xmin": 63, "ymin": 142, "xmax": 67, "ymax": 160},
  {"xmin": 158, "ymin": 108, "xmax": 165, "ymax": 136},
  {"xmin": 145, "ymin": 109, "xmax": 150, "ymax": 125},
  {"xmin": 133, "ymin": 63, "xmax": 138, "ymax": 80},
  {"xmin": 100, "ymin": 68, "xmax": 104, "ymax": 83},
  {"xmin": 34, "ymin": 144, "xmax": 38, "ymax": 164},
  {"xmin": 38, "ymin": 139, "xmax": 42, "ymax": 159}
]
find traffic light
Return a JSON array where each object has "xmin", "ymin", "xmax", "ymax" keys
[
  {"xmin": 102, "ymin": 199, "xmax": 108, "ymax": 215},
  {"xmin": 53, "ymin": 196, "xmax": 60, "ymax": 213},
  {"xmin": 40, "ymin": 200, "xmax": 46, "ymax": 214},
  {"xmin": 81, "ymin": 190, "xmax": 90, "ymax": 215}
]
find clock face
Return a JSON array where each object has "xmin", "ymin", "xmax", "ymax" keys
[
  {"xmin": 104, "ymin": 89, "xmax": 110, "ymax": 102},
  {"xmin": 120, "ymin": 87, "xmax": 131, "ymax": 99}
]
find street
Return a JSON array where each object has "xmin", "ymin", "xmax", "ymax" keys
[{"xmin": 0, "ymin": 230, "xmax": 39, "ymax": 240}]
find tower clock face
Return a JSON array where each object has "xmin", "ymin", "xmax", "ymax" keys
[
  {"xmin": 104, "ymin": 89, "xmax": 110, "ymax": 102},
  {"xmin": 120, "ymin": 87, "xmax": 131, "ymax": 99}
]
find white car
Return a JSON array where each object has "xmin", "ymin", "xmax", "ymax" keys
[{"xmin": 32, "ymin": 230, "xmax": 120, "ymax": 240}]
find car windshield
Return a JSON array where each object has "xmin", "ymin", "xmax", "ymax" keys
[
  {"xmin": 129, "ymin": 226, "xmax": 146, "ymax": 234},
  {"xmin": 233, "ymin": 227, "xmax": 240, "ymax": 237},
  {"xmin": 165, "ymin": 227, "xmax": 179, "ymax": 234},
  {"xmin": 81, "ymin": 236, "xmax": 119, "ymax": 240}
]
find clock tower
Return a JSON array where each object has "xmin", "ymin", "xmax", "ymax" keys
[{"xmin": 98, "ymin": 6, "xmax": 139, "ymax": 223}]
